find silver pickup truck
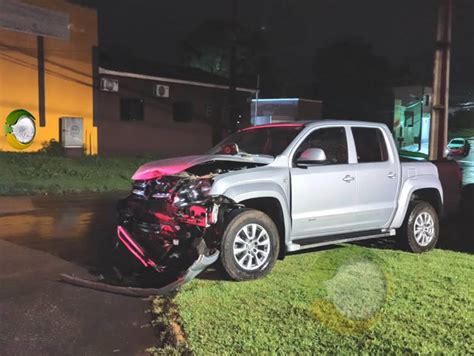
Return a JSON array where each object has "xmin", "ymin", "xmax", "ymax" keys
[{"xmin": 117, "ymin": 120, "xmax": 443, "ymax": 287}]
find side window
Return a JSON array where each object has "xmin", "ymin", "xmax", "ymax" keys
[
  {"xmin": 351, "ymin": 127, "xmax": 389, "ymax": 163},
  {"xmin": 294, "ymin": 127, "xmax": 348, "ymax": 164},
  {"xmin": 120, "ymin": 98, "xmax": 144, "ymax": 121}
]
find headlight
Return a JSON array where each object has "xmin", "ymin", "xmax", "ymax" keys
[{"xmin": 173, "ymin": 179, "xmax": 212, "ymax": 208}]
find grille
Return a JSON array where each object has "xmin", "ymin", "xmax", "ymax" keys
[{"xmin": 131, "ymin": 178, "xmax": 177, "ymax": 199}]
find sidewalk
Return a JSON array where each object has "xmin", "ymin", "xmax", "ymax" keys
[{"xmin": 0, "ymin": 239, "xmax": 157, "ymax": 355}]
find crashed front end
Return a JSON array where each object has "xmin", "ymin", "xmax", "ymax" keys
[{"xmin": 115, "ymin": 159, "xmax": 259, "ymax": 291}]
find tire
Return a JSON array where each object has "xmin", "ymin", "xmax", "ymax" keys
[
  {"xmin": 220, "ymin": 208, "xmax": 280, "ymax": 281},
  {"xmin": 399, "ymin": 201, "xmax": 439, "ymax": 253}
]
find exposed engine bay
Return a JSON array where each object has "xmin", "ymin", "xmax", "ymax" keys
[{"xmin": 116, "ymin": 159, "xmax": 265, "ymax": 290}]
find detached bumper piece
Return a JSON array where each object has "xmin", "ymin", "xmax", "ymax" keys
[
  {"xmin": 116, "ymin": 223, "xmax": 219, "ymax": 292},
  {"xmin": 59, "ymin": 248, "xmax": 219, "ymax": 297}
]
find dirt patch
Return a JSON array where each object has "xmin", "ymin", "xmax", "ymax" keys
[{"xmin": 148, "ymin": 294, "xmax": 192, "ymax": 355}]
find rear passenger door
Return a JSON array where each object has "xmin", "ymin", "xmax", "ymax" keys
[{"xmin": 349, "ymin": 127, "xmax": 400, "ymax": 230}]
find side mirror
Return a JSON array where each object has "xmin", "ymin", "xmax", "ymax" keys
[
  {"xmin": 297, "ymin": 148, "xmax": 327, "ymax": 165},
  {"xmin": 217, "ymin": 143, "xmax": 239, "ymax": 155}
]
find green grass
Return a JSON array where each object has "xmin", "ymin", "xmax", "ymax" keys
[
  {"xmin": 0, "ymin": 152, "xmax": 154, "ymax": 195},
  {"xmin": 171, "ymin": 245, "xmax": 473, "ymax": 354}
]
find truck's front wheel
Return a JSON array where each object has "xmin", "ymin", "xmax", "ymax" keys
[
  {"xmin": 399, "ymin": 201, "xmax": 439, "ymax": 253},
  {"xmin": 220, "ymin": 209, "xmax": 280, "ymax": 281}
]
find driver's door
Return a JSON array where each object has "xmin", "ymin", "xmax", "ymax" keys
[{"xmin": 290, "ymin": 126, "xmax": 358, "ymax": 239}]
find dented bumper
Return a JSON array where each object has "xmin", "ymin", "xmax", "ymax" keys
[
  {"xmin": 115, "ymin": 193, "xmax": 235, "ymax": 290},
  {"xmin": 117, "ymin": 224, "xmax": 219, "ymax": 292},
  {"xmin": 117, "ymin": 225, "xmax": 162, "ymax": 270}
]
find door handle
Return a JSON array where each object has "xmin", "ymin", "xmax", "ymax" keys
[
  {"xmin": 387, "ymin": 172, "xmax": 397, "ymax": 179},
  {"xmin": 342, "ymin": 175, "xmax": 355, "ymax": 183}
]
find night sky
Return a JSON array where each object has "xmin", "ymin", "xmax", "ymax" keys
[{"xmin": 92, "ymin": 0, "xmax": 474, "ymax": 97}]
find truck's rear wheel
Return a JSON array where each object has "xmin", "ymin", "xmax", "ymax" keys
[
  {"xmin": 220, "ymin": 209, "xmax": 280, "ymax": 281},
  {"xmin": 399, "ymin": 201, "xmax": 439, "ymax": 253}
]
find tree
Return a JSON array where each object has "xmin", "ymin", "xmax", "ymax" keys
[
  {"xmin": 450, "ymin": 109, "xmax": 474, "ymax": 130},
  {"xmin": 180, "ymin": 20, "xmax": 280, "ymax": 96},
  {"xmin": 312, "ymin": 38, "xmax": 394, "ymax": 124}
]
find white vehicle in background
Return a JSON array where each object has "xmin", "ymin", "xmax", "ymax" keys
[{"xmin": 446, "ymin": 137, "xmax": 470, "ymax": 156}]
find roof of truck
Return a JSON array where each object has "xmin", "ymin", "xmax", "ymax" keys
[{"xmin": 244, "ymin": 120, "xmax": 388, "ymax": 130}]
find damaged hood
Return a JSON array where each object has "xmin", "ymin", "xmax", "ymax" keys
[{"xmin": 132, "ymin": 154, "xmax": 274, "ymax": 180}]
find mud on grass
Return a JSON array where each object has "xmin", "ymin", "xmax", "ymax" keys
[{"xmin": 148, "ymin": 294, "xmax": 192, "ymax": 356}]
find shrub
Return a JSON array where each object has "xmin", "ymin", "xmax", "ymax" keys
[{"xmin": 39, "ymin": 139, "xmax": 64, "ymax": 156}]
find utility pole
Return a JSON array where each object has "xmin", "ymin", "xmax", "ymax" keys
[
  {"xmin": 227, "ymin": 0, "xmax": 238, "ymax": 135},
  {"xmin": 429, "ymin": 0, "xmax": 453, "ymax": 160}
]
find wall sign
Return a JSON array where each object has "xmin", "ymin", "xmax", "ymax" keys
[{"xmin": 4, "ymin": 109, "xmax": 36, "ymax": 150}]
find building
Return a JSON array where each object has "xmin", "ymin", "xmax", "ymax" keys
[
  {"xmin": 95, "ymin": 60, "xmax": 256, "ymax": 156},
  {"xmin": 393, "ymin": 86, "xmax": 432, "ymax": 155},
  {"xmin": 0, "ymin": 0, "xmax": 98, "ymax": 154},
  {"xmin": 250, "ymin": 98, "xmax": 322, "ymax": 126},
  {"xmin": 0, "ymin": 0, "xmax": 256, "ymax": 157}
]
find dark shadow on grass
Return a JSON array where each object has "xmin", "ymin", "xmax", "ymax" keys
[
  {"xmin": 196, "ymin": 266, "xmax": 227, "ymax": 281},
  {"xmin": 351, "ymin": 237, "xmax": 397, "ymax": 250}
]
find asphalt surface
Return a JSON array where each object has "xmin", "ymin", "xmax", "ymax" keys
[{"xmin": 0, "ymin": 194, "xmax": 157, "ymax": 355}]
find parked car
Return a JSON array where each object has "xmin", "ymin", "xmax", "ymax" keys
[
  {"xmin": 117, "ymin": 121, "xmax": 443, "ymax": 289},
  {"xmin": 446, "ymin": 137, "xmax": 470, "ymax": 156}
]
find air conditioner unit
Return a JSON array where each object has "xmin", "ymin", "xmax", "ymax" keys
[
  {"xmin": 154, "ymin": 84, "xmax": 170, "ymax": 98},
  {"xmin": 100, "ymin": 78, "xmax": 119, "ymax": 92}
]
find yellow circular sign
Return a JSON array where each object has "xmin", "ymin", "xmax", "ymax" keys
[{"xmin": 4, "ymin": 109, "xmax": 36, "ymax": 150}]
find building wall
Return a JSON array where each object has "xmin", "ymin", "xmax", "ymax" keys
[
  {"xmin": 96, "ymin": 74, "xmax": 251, "ymax": 157},
  {"xmin": 393, "ymin": 86, "xmax": 432, "ymax": 154},
  {"xmin": 251, "ymin": 98, "xmax": 322, "ymax": 125},
  {"xmin": 0, "ymin": 0, "xmax": 98, "ymax": 153},
  {"xmin": 297, "ymin": 99, "xmax": 323, "ymax": 120}
]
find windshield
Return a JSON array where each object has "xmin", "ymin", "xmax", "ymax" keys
[
  {"xmin": 208, "ymin": 125, "xmax": 304, "ymax": 157},
  {"xmin": 450, "ymin": 139, "xmax": 465, "ymax": 145}
]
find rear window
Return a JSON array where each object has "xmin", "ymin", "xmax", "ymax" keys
[{"xmin": 351, "ymin": 127, "xmax": 389, "ymax": 163}]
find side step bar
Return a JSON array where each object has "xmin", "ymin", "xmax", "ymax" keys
[{"xmin": 286, "ymin": 229, "xmax": 396, "ymax": 252}]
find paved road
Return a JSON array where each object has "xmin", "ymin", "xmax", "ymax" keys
[{"xmin": 0, "ymin": 194, "xmax": 157, "ymax": 355}]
